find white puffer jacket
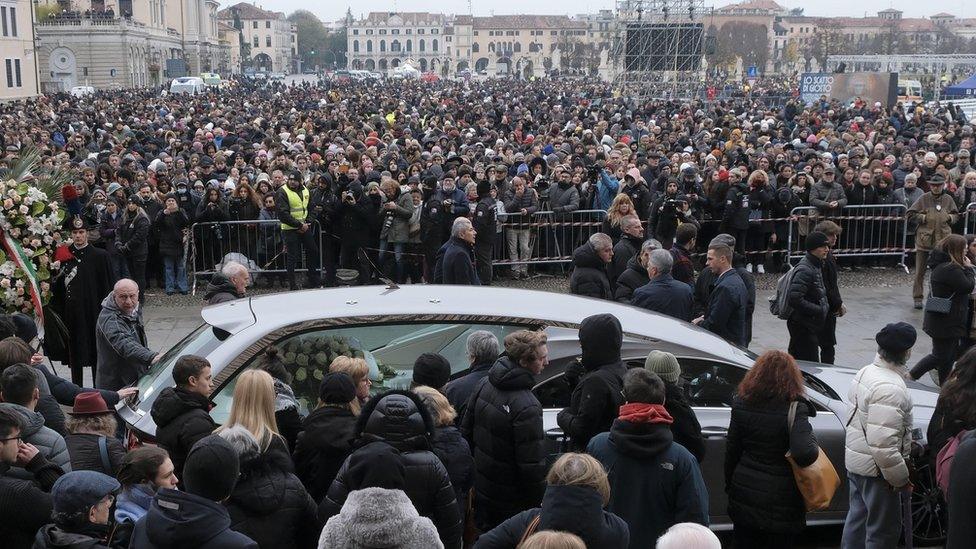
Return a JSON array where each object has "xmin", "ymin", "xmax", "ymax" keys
[{"xmin": 844, "ymin": 355, "xmax": 914, "ymax": 488}]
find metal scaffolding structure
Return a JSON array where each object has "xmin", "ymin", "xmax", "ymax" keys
[
  {"xmin": 609, "ymin": 0, "xmax": 708, "ymax": 101},
  {"xmin": 825, "ymin": 54, "xmax": 976, "ymax": 75}
]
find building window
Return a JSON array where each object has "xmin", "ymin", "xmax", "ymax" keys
[
  {"xmin": 431, "ymin": 28, "xmax": 438, "ymax": 34},
  {"xmin": 551, "ymin": 30, "xmax": 557, "ymax": 35},
  {"xmin": 392, "ymin": 29, "xmax": 399, "ymax": 34},
  {"xmin": 391, "ymin": 39, "xmax": 400, "ymax": 52},
  {"xmin": 473, "ymin": 30, "xmax": 478, "ymax": 36},
  {"xmin": 0, "ymin": 7, "xmax": 6, "ymax": 37},
  {"xmin": 418, "ymin": 28, "xmax": 424, "ymax": 34},
  {"xmin": 253, "ymin": 36, "xmax": 259, "ymax": 47},
  {"xmin": 353, "ymin": 40, "xmax": 359, "ymax": 53},
  {"xmin": 406, "ymin": 28, "xmax": 412, "ymax": 34},
  {"xmin": 432, "ymin": 38, "xmax": 438, "ymax": 51},
  {"xmin": 380, "ymin": 40, "xmax": 386, "ymax": 52},
  {"xmin": 514, "ymin": 42, "xmax": 521, "ymax": 53},
  {"xmin": 419, "ymin": 39, "xmax": 425, "ymax": 52},
  {"xmin": 266, "ymin": 36, "xmax": 271, "ymax": 47},
  {"xmin": 379, "ymin": 29, "xmax": 386, "ymax": 34},
  {"xmin": 8, "ymin": 6, "xmax": 15, "ymax": 37},
  {"xmin": 4, "ymin": 59, "xmax": 20, "ymax": 88},
  {"xmin": 353, "ymin": 29, "xmax": 359, "ymax": 35},
  {"xmin": 472, "ymin": 42, "xmax": 479, "ymax": 52},
  {"xmin": 253, "ymin": 21, "xmax": 258, "ymax": 29},
  {"xmin": 367, "ymin": 40, "xmax": 372, "ymax": 52},
  {"xmin": 406, "ymin": 39, "xmax": 412, "ymax": 51},
  {"xmin": 266, "ymin": 21, "xmax": 271, "ymax": 28}
]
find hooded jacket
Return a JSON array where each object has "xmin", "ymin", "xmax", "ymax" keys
[
  {"xmin": 557, "ymin": 314, "xmax": 627, "ymax": 451},
  {"xmin": 319, "ymin": 391, "xmax": 461, "ymax": 549},
  {"xmin": 225, "ymin": 447, "xmax": 319, "ymax": 549},
  {"xmin": 31, "ymin": 523, "xmax": 118, "ymax": 549},
  {"xmin": 473, "ymin": 484, "xmax": 629, "ymax": 549},
  {"xmin": 588, "ymin": 411, "xmax": 708, "ymax": 547},
  {"xmin": 613, "ymin": 255, "xmax": 649, "ymax": 303},
  {"xmin": 317, "ymin": 487, "xmax": 443, "ymax": 549},
  {"xmin": 94, "ymin": 292, "xmax": 154, "ymax": 392},
  {"xmin": 130, "ymin": 488, "xmax": 258, "ymax": 549},
  {"xmin": 0, "ymin": 403, "xmax": 70, "ymax": 479},
  {"xmin": 0, "ymin": 455, "xmax": 64, "ymax": 549},
  {"xmin": 460, "ymin": 356, "xmax": 547, "ymax": 527},
  {"xmin": 293, "ymin": 405, "xmax": 358, "ymax": 502},
  {"xmin": 115, "ymin": 484, "xmax": 155, "ymax": 525},
  {"xmin": 569, "ymin": 242, "xmax": 612, "ymax": 300},
  {"xmin": 151, "ymin": 387, "xmax": 217, "ymax": 479},
  {"xmin": 204, "ymin": 273, "xmax": 243, "ymax": 305}
]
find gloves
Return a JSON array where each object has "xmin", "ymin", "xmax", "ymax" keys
[{"xmin": 563, "ymin": 359, "xmax": 585, "ymax": 390}]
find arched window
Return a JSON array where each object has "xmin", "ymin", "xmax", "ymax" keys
[
  {"xmin": 472, "ymin": 42, "xmax": 479, "ymax": 53},
  {"xmin": 406, "ymin": 39, "xmax": 412, "ymax": 52},
  {"xmin": 514, "ymin": 42, "xmax": 521, "ymax": 53},
  {"xmin": 391, "ymin": 40, "xmax": 400, "ymax": 52},
  {"xmin": 380, "ymin": 40, "xmax": 386, "ymax": 52},
  {"xmin": 432, "ymin": 39, "xmax": 438, "ymax": 52},
  {"xmin": 489, "ymin": 42, "xmax": 495, "ymax": 52},
  {"xmin": 367, "ymin": 40, "xmax": 372, "ymax": 53},
  {"xmin": 353, "ymin": 40, "xmax": 360, "ymax": 53},
  {"xmin": 419, "ymin": 39, "xmax": 425, "ymax": 52}
]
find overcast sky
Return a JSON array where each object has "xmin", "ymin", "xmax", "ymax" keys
[{"xmin": 224, "ymin": 0, "xmax": 971, "ymax": 24}]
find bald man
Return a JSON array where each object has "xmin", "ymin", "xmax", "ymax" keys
[{"xmin": 95, "ymin": 279, "xmax": 160, "ymax": 391}]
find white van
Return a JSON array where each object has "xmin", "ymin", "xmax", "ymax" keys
[
  {"xmin": 169, "ymin": 77, "xmax": 206, "ymax": 95},
  {"xmin": 69, "ymin": 86, "xmax": 95, "ymax": 98}
]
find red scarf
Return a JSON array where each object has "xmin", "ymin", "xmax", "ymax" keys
[{"xmin": 618, "ymin": 402, "xmax": 673, "ymax": 425}]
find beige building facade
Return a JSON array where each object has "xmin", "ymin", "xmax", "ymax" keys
[
  {"xmin": 0, "ymin": 0, "xmax": 39, "ymax": 100},
  {"xmin": 217, "ymin": 2, "xmax": 297, "ymax": 74}
]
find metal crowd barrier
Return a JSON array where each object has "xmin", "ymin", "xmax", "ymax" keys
[
  {"xmin": 493, "ymin": 209, "xmax": 608, "ymax": 266},
  {"xmin": 188, "ymin": 219, "xmax": 323, "ymax": 289},
  {"xmin": 787, "ymin": 205, "xmax": 909, "ymax": 266},
  {"xmin": 963, "ymin": 202, "xmax": 976, "ymax": 236}
]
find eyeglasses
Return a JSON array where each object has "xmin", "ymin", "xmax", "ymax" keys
[{"xmin": 0, "ymin": 435, "xmax": 21, "ymax": 443}]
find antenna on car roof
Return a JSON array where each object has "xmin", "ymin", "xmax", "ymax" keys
[{"xmin": 357, "ymin": 248, "xmax": 399, "ymax": 290}]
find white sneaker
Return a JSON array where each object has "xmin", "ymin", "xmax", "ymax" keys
[
  {"xmin": 757, "ymin": 264, "xmax": 765, "ymax": 274},
  {"xmin": 746, "ymin": 263, "xmax": 753, "ymax": 272}
]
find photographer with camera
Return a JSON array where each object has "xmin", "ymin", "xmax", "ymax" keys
[
  {"xmin": 275, "ymin": 170, "xmax": 321, "ymax": 290},
  {"xmin": 648, "ymin": 179, "xmax": 696, "ymax": 250},
  {"xmin": 310, "ymin": 172, "xmax": 339, "ymax": 286}
]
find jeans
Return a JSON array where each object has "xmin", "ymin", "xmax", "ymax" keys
[
  {"xmin": 163, "ymin": 255, "xmax": 188, "ymax": 294},
  {"xmin": 282, "ymin": 228, "xmax": 320, "ymax": 289},
  {"xmin": 507, "ymin": 228, "xmax": 531, "ymax": 276},
  {"xmin": 841, "ymin": 472, "xmax": 903, "ymax": 549},
  {"xmin": 910, "ymin": 336, "xmax": 959, "ymax": 384},
  {"xmin": 378, "ymin": 240, "xmax": 405, "ymax": 282}
]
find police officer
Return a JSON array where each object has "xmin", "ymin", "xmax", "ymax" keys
[{"xmin": 275, "ymin": 170, "xmax": 321, "ymax": 290}]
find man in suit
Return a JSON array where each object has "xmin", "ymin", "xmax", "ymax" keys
[{"xmin": 693, "ymin": 243, "xmax": 748, "ymax": 347}]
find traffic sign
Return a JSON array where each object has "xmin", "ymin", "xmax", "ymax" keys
[{"xmin": 747, "ymin": 65, "xmax": 758, "ymax": 78}]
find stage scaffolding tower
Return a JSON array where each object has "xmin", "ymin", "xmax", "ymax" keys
[{"xmin": 610, "ymin": 0, "xmax": 708, "ymax": 101}]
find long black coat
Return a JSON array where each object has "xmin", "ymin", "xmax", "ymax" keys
[
  {"xmin": 460, "ymin": 356, "xmax": 547, "ymax": 527},
  {"xmin": 725, "ymin": 397, "xmax": 819, "ymax": 533},
  {"xmin": 948, "ymin": 436, "xmax": 976, "ymax": 549},
  {"xmin": 608, "ymin": 234, "xmax": 642, "ymax": 285},
  {"xmin": 153, "ymin": 209, "xmax": 190, "ymax": 258},
  {"xmin": 292, "ymin": 406, "xmax": 357, "ymax": 502},
  {"xmin": 923, "ymin": 249, "xmax": 976, "ymax": 339},
  {"xmin": 319, "ymin": 392, "xmax": 462, "ymax": 549},
  {"xmin": 48, "ymin": 244, "xmax": 115, "ymax": 367},
  {"xmin": 118, "ymin": 211, "xmax": 151, "ymax": 260},
  {"xmin": 225, "ymin": 449, "xmax": 319, "ymax": 549}
]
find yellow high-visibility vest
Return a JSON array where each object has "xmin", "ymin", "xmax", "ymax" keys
[{"xmin": 281, "ymin": 186, "xmax": 309, "ymax": 231}]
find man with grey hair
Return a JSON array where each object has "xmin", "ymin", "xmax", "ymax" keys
[
  {"xmin": 445, "ymin": 331, "xmax": 501, "ymax": 419},
  {"xmin": 570, "ymin": 232, "xmax": 614, "ymax": 300},
  {"xmin": 614, "ymin": 239, "xmax": 662, "ymax": 303},
  {"xmin": 609, "ymin": 215, "xmax": 645, "ymax": 283},
  {"xmin": 656, "ymin": 523, "xmax": 721, "ymax": 549},
  {"xmin": 433, "ymin": 217, "xmax": 480, "ymax": 285},
  {"xmin": 204, "ymin": 261, "xmax": 250, "ymax": 305},
  {"xmin": 631, "ymin": 249, "xmax": 693, "ymax": 321}
]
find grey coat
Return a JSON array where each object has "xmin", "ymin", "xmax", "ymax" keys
[
  {"xmin": 380, "ymin": 191, "xmax": 416, "ymax": 244},
  {"xmin": 809, "ymin": 180, "xmax": 848, "ymax": 216},
  {"xmin": 548, "ymin": 183, "xmax": 580, "ymax": 214},
  {"xmin": 94, "ymin": 293, "xmax": 155, "ymax": 391},
  {"xmin": 318, "ymin": 488, "xmax": 444, "ymax": 549},
  {"xmin": 0, "ymin": 403, "xmax": 70, "ymax": 479}
]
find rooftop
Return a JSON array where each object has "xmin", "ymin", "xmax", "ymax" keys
[
  {"xmin": 716, "ymin": 0, "xmax": 786, "ymax": 13},
  {"xmin": 216, "ymin": 2, "xmax": 284, "ymax": 21}
]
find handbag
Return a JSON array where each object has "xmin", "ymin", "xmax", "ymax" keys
[
  {"xmin": 518, "ymin": 515, "xmax": 542, "ymax": 545},
  {"xmin": 786, "ymin": 401, "xmax": 840, "ymax": 512},
  {"xmin": 924, "ymin": 291, "xmax": 955, "ymax": 314}
]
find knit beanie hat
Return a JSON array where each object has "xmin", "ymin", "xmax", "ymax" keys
[
  {"xmin": 183, "ymin": 434, "xmax": 240, "ymax": 501},
  {"xmin": 412, "ymin": 353, "xmax": 452, "ymax": 389},
  {"xmin": 644, "ymin": 350, "xmax": 681, "ymax": 384},
  {"xmin": 319, "ymin": 372, "xmax": 356, "ymax": 405}
]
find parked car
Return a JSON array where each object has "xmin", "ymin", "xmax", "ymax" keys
[
  {"xmin": 119, "ymin": 285, "xmax": 944, "ymax": 543},
  {"xmin": 69, "ymin": 85, "xmax": 95, "ymax": 98},
  {"xmin": 169, "ymin": 77, "xmax": 206, "ymax": 95}
]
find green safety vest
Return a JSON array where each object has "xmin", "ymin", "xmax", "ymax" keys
[{"xmin": 281, "ymin": 186, "xmax": 309, "ymax": 231}]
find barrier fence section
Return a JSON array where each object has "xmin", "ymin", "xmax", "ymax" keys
[
  {"xmin": 188, "ymin": 219, "xmax": 323, "ymax": 289},
  {"xmin": 964, "ymin": 202, "xmax": 976, "ymax": 237},
  {"xmin": 492, "ymin": 209, "xmax": 608, "ymax": 266},
  {"xmin": 786, "ymin": 204, "xmax": 909, "ymax": 266}
]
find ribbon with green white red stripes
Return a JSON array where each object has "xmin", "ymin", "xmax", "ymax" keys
[{"xmin": 0, "ymin": 230, "xmax": 44, "ymax": 324}]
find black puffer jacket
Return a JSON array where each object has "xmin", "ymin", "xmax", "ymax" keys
[
  {"xmin": 460, "ymin": 356, "xmax": 547, "ymax": 527},
  {"xmin": 569, "ymin": 242, "xmax": 612, "ymax": 300},
  {"xmin": 319, "ymin": 391, "xmax": 462, "ymax": 549},
  {"xmin": 614, "ymin": 256, "xmax": 649, "ymax": 303},
  {"xmin": 786, "ymin": 253, "xmax": 828, "ymax": 331},
  {"xmin": 725, "ymin": 397, "xmax": 819, "ymax": 532},
  {"xmin": 150, "ymin": 387, "xmax": 217, "ymax": 479},
  {"xmin": 473, "ymin": 484, "xmax": 630, "ymax": 549},
  {"xmin": 608, "ymin": 234, "xmax": 642, "ymax": 284},
  {"xmin": 430, "ymin": 425, "xmax": 475, "ymax": 520},
  {"xmin": 557, "ymin": 314, "xmax": 627, "ymax": 451},
  {"xmin": 293, "ymin": 405, "xmax": 357, "ymax": 502},
  {"xmin": 664, "ymin": 382, "xmax": 705, "ymax": 463},
  {"xmin": 923, "ymin": 249, "xmax": 976, "ymax": 339},
  {"xmin": 225, "ymin": 447, "xmax": 319, "ymax": 549}
]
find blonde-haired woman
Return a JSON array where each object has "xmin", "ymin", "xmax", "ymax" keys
[
  {"xmin": 414, "ymin": 386, "xmax": 474, "ymax": 522},
  {"xmin": 329, "ymin": 356, "xmax": 371, "ymax": 409},
  {"xmin": 601, "ymin": 193, "xmax": 636, "ymax": 242},
  {"xmin": 475, "ymin": 453, "xmax": 629, "ymax": 548},
  {"xmin": 519, "ymin": 531, "xmax": 586, "ymax": 549},
  {"xmin": 217, "ymin": 369, "xmax": 292, "ymax": 468}
]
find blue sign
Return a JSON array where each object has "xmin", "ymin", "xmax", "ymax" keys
[{"xmin": 747, "ymin": 65, "xmax": 758, "ymax": 78}]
